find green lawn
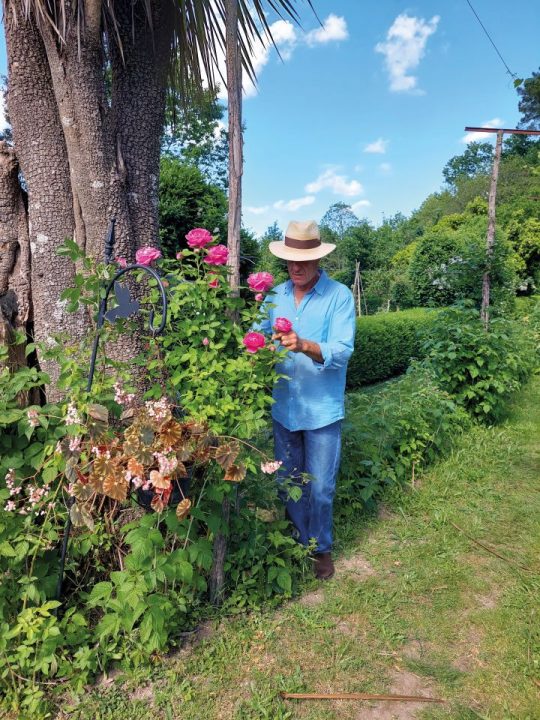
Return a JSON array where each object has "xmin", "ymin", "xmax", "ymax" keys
[{"xmin": 63, "ymin": 378, "xmax": 540, "ymax": 720}]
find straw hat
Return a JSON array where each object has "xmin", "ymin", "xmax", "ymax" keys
[{"xmin": 269, "ymin": 220, "xmax": 336, "ymax": 261}]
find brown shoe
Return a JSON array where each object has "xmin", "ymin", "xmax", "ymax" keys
[{"xmin": 314, "ymin": 552, "xmax": 335, "ymax": 580}]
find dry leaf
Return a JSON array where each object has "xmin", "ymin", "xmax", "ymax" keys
[
  {"xmin": 127, "ymin": 458, "xmax": 144, "ymax": 477},
  {"xmin": 176, "ymin": 498, "xmax": 191, "ymax": 520},
  {"xmin": 224, "ymin": 463, "xmax": 246, "ymax": 483},
  {"xmin": 214, "ymin": 442, "xmax": 240, "ymax": 470},
  {"xmin": 103, "ymin": 474, "xmax": 128, "ymax": 501},
  {"xmin": 150, "ymin": 470, "xmax": 170, "ymax": 490},
  {"xmin": 151, "ymin": 494, "xmax": 165, "ymax": 513},
  {"xmin": 87, "ymin": 403, "xmax": 109, "ymax": 423},
  {"xmin": 70, "ymin": 502, "xmax": 84, "ymax": 527},
  {"xmin": 175, "ymin": 461, "xmax": 189, "ymax": 479}
]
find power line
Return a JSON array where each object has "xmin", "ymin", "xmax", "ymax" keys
[{"xmin": 465, "ymin": 0, "xmax": 517, "ymax": 80}]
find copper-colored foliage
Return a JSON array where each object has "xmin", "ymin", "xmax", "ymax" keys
[
  {"xmin": 224, "ymin": 463, "xmax": 246, "ymax": 483},
  {"xmin": 127, "ymin": 457, "xmax": 144, "ymax": 477},
  {"xmin": 149, "ymin": 469, "xmax": 170, "ymax": 490},
  {"xmin": 159, "ymin": 419, "xmax": 183, "ymax": 447},
  {"xmin": 214, "ymin": 442, "xmax": 240, "ymax": 470},
  {"xmin": 176, "ymin": 461, "xmax": 189, "ymax": 479},
  {"xmin": 176, "ymin": 497, "xmax": 191, "ymax": 520},
  {"xmin": 103, "ymin": 473, "xmax": 128, "ymax": 501},
  {"xmin": 151, "ymin": 494, "xmax": 165, "ymax": 513}
]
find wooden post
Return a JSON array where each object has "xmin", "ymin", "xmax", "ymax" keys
[
  {"xmin": 481, "ymin": 129, "xmax": 503, "ymax": 328},
  {"xmin": 463, "ymin": 126, "xmax": 540, "ymax": 328},
  {"xmin": 225, "ymin": 0, "xmax": 242, "ymax": 294},
  {"xmin": 209, "ymin": 0, "xmax": 242, "ymax": 606}
]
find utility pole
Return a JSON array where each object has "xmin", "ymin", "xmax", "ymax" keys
[{"xmin": 463, "ymin": 126, "xmax": 540, "ymax": 327}]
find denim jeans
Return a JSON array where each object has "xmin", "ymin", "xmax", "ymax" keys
[{"xmin": 272, "ymin": 419, "xmax": 342, "ymax": 554}]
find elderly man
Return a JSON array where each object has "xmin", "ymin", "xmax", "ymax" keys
[{"xmin": 261, "ymin": 220, "xmax": 356, "ymax": 579}]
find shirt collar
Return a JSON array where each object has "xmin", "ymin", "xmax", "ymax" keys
[{"xmin": 284, "ymin": 269, "xmax": 328, "ymax": 296}]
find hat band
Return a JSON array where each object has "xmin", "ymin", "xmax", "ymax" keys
[{"xmin": 284, "ymin": 236, "xmax": 321, "ymax": 249}]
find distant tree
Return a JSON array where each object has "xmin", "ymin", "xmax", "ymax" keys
[
  {"xmin": 517, "ymin": 67, "xmax": 540, "ymax": 130},
  {"xmin": 162, "ymin": 88, "xmax": 229, "ymax": 189},
  {"xmin": 159, "ymin": 157, "xmax": 227, "ymax": 258},
  {"xmin": 256, "ymin": 221, "xmax": 288, "ymax": 284},
  {"xmin": 442, "ymin": 142, "xmax": 494, "ymax": 188},
  {"xmin": 319, "ymin": 202, "xmax": 361, "ymax": 243}
]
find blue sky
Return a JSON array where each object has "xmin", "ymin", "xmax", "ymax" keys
[{"xmin": 2, "ymin": 1, "xmax": 539, "ymax": 237}]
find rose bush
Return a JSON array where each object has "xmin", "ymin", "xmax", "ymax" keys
[{"xmin": 0, "ymin": 231, "xmax": 308, "ymax": 717}]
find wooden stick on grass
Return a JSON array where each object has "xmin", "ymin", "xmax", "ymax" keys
[{"xmin": 280, "ymin": 692, "xmax": 445, "ymax": 703}]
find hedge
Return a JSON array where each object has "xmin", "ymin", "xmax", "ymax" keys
[{"xmin": 347, "ymin": 307, "xmax": 441, "ymax": 388}]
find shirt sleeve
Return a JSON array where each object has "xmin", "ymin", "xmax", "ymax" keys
[{"xmin": 315, "ymin": 289, "xmax": 356, "ymax": 371}]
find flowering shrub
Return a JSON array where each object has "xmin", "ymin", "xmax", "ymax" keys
[{"xmin": 0, "ymin": 230, "xmax": 307, "ymax": 716}]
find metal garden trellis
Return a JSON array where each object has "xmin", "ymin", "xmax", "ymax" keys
[{"xmin": 56, "ymin": 219, "xmax": 169, "ymax": 601}]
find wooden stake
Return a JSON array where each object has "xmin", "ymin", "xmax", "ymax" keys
[{"xmin": 280, "ymin": 691, "xmax": 444, "ymax": 703}]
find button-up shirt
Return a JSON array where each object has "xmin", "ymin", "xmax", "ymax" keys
[{"xmin": 258, "ymin": 270, "xmax": 356, "ymax": 431}]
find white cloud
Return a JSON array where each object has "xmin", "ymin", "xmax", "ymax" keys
[
  {"xmin": 246, "ymin": 205, "xmax": 269, "ymax": 215},
  {"xmin": 364, "ymin": 138, "xmax": 388, "ymax": 154},
  {"xmin": 351, "ymin": 200, "xmax": 372, "ymax": 212},
  {"xmin": 461, "ymin": 118, "xmax": 504, "ymax": 144},
  {"xmin": 305, "ymin": 168, "xmax": 363, "ymax": 197},
  {"xmin": 305, "ymin": 14, "xmax": 348, "ymax": 46},
  {"xmin": 274, "ymin": 196, "xmax": 315, "ymax": 211},
  {"xmin": 214, "ymin": 14, "xmax": 347, "ymax": 99},
  {"xmin": 379, "ymin": 162, "xmax": 392, "ymax": 173},
  {"xmin": 375, "ymin": 13, "xmax": 439, "ymax": 93}
]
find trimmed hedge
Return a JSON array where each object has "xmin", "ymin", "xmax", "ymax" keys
[{"xmin": 347, "ymin": 308, "xmax": 441, "ymax": 388}]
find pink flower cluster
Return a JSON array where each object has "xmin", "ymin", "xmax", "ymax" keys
[
  {"xmin": 273, "ymin": 317, "xmax": 292, "ymax": 334},
  {"xmin": 114, "ymin": 381, "xmax": 136, "ymax": 408},
  {"xmin": 145, "ymin": 398, "xmax": 170, "ymax": 424},
  {"xmin": 186, "ymin": 228, "xmax": 213, "ymax": 249},
  {"xmin": 154, "ymin": 451, "xmax": 178, "ymax": 476},
  {"xmin": 204, "ymin": 244, "xmax": 228, "ymax": 266},
  {"xmin": 136, "ymin": 246, "xmax": 162, "ymax": 266},
  {"xmin": 243, "ymin": 332, "xmax": 266, "ymax": 354},
  {"xmin": 27, "ymin": 408, "xmax": 40, "ymax": 428},
  {"xmin": 5, "ymin": 469, "xmax": 20, "ymax": 497},
  {"xmin": 260, "ymin": 460, "xmax": 283, "ymax": 474},
  {"xmin": 65, "ymin": 403, "xmax": 82, "ymax": 426}
]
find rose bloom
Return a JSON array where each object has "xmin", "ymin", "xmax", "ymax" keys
[
  {"xmin": 273, "ymin": 317, "xmax": 292, "ymax": 333},
  {"xmin": 186, "ymin": 228, "xmax": 213, "ymax": 249},
  {"xmin": 243, "ymin": 332, "xmax": 266, "ymax": 354},
  {"xmin": 247, "ymin": 271, "xmax": 274, "ymax": 293},
  {"xmin": 116, "ymin": 256, "xmax": 128, "ymax": 268},
  {"xmin": 204, "ymin": 244, "xmax": 229, "ymax": 266},
  {"xmin": 255, "ymin": 293, "xmax": 263, "ymax": 302},
  {"xmin": 135, "ymin": 246, "xmax": 162, "ymax": 266}
]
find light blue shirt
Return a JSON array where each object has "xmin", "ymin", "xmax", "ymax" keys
[{"xmin": 258, "ymin": 270, "xmax": 356, "ymax": 431}]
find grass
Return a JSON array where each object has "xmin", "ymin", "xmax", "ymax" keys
[{"xmin": 62, "ymin": 378, "xmax": 540, "ymax": 720}]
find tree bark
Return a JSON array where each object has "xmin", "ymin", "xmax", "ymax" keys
[{"xmin": 4, "ymin": 1, "xmax": 88, "ymax": 394}]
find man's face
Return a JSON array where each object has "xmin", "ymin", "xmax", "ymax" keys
[{"xmin": 287, "ymin": 259, "xmax": 320, "ymax": 290}]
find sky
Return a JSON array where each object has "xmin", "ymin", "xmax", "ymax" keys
[{"xmin": 1, "ymin": 1, "xmax": 539, "ymax": 238}]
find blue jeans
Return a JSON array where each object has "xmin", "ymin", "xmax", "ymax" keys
[{"xmin": 272, "ymin": 419, "xmax": 342, "ymax": 554}]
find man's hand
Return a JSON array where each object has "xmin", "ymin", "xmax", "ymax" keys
[{"xmin": 272, "ymin": 332, "xmax": 324, "ymax": 364}]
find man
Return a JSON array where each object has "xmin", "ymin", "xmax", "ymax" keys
[{"xmin": 261, "ymin": 220, "xmax": 356, "ymax": 580}]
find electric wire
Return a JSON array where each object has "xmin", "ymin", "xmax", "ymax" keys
[{"xmin": 465, "ymin": 0, "xmax": 517, "ymax": 80}]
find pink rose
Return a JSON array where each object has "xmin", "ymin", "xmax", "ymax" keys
[
  {"xmin": 204, "ymin": 244, "xmax": 229, "ymax": 266},
  {"xmin": 186, "ymin": 228, "xmax": 213, "ymax": 249},
  {"xmin": 243, "ymin": 332, "xmax": 266, "ymax": 354},
  {"xmin": 202, "ymin": 337, "xmax": 209, "ymax": 346},
  {"xmin": 274, "ymin": 317, "xmax": 293, "ymax": 333},
  {"xmin": 116, "ymin": 256, "xmax": 127, "ymax": 268},
  {"xmin": 247, "ymin": 271, "xmax": 274, "ymax": 293},
  {"xmin": 135, "ymin": 246, "xmax": 162, "ymax": 266},
  {"xmin": 176, "ymin": 251, "xmax": 184, "ymax": 260},
  {"xmin": 255, "ymin": 293, "xmax": 263, "ymax": 302}
]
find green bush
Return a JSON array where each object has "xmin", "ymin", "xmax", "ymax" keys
[
  {"xmin": 347, "ymin": 308, "xmax": 441, "ymax": 388},
  {"xmin": 337, "ymin": 366, "xmax": 469, "ymax": 520},
  {"xmin": 423, "ymin": 306, "xmax": 536, "ymax": 422}
]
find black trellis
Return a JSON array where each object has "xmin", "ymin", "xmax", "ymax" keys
[{"xmin": 56, "ymin": 220, "xmax": 168, "ymax": 601}]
